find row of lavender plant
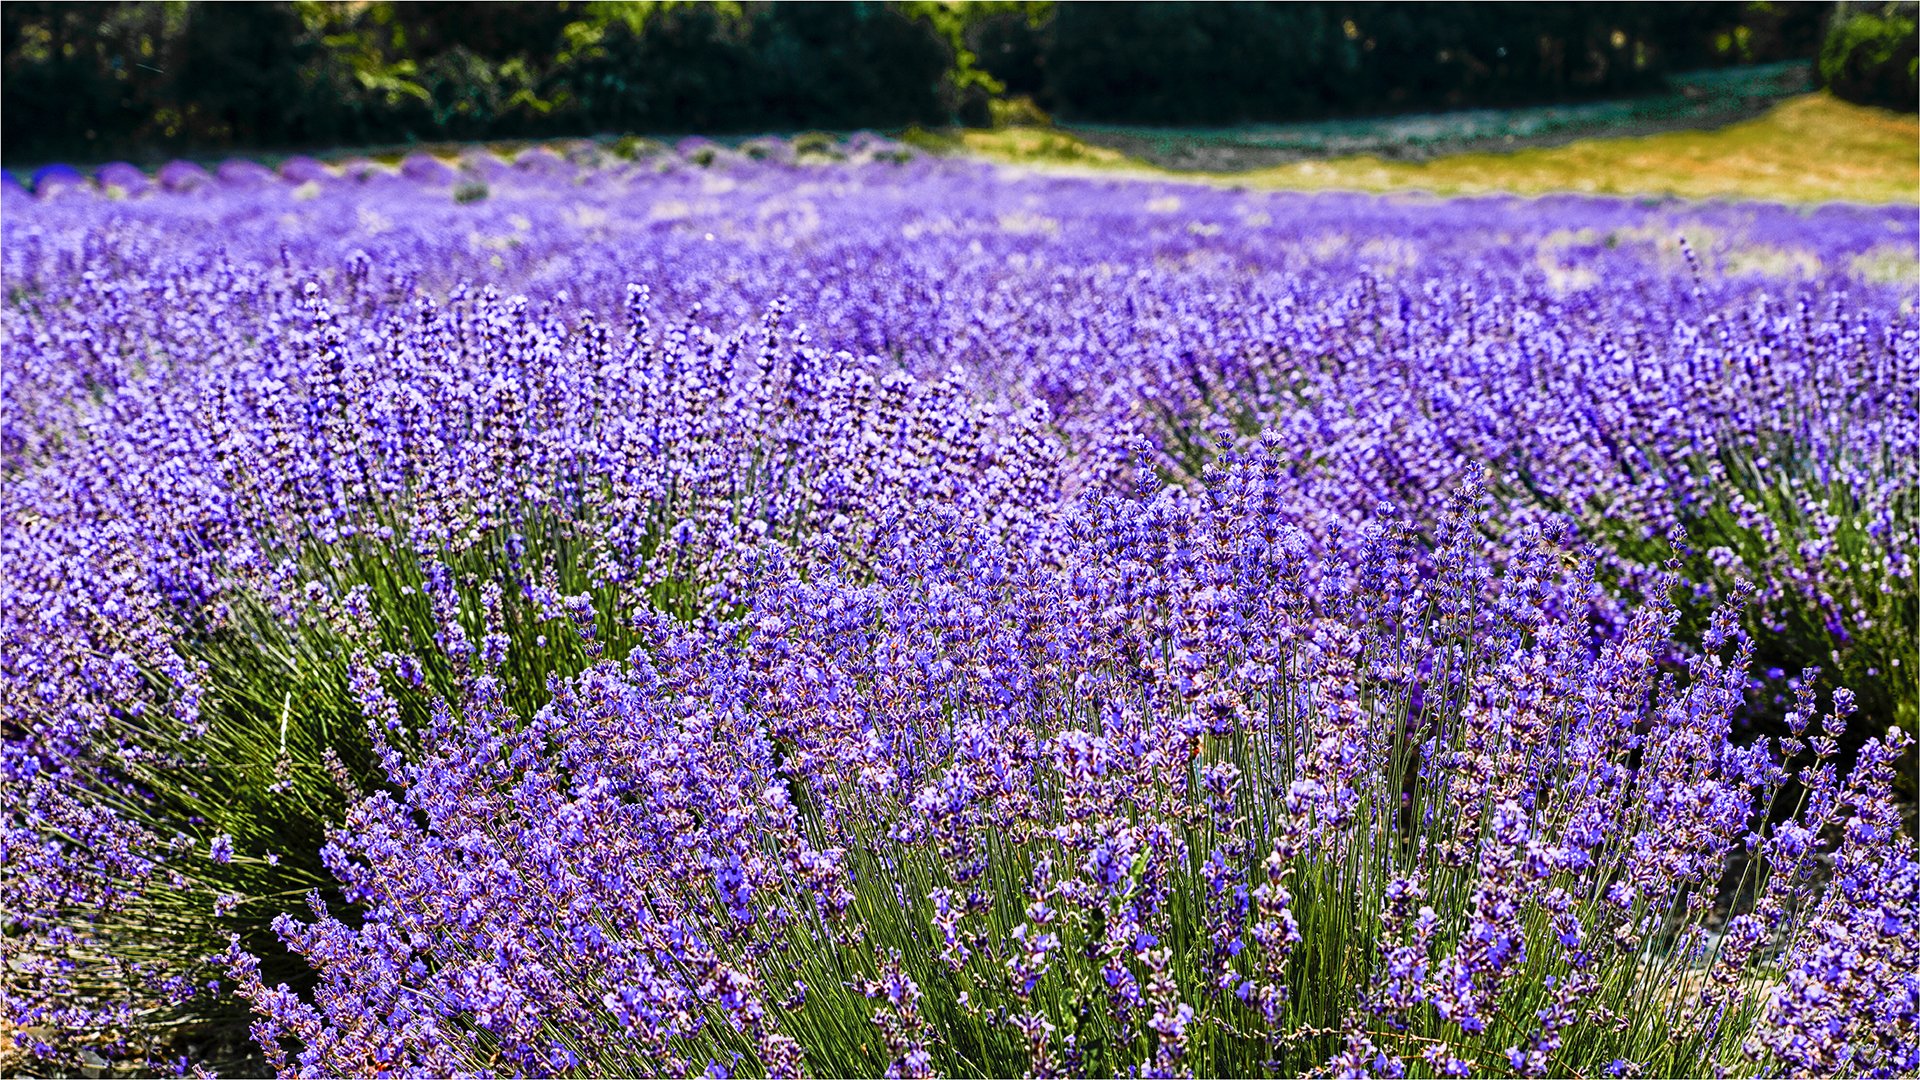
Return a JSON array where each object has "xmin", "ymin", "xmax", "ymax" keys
[
  {"xmin": 8, "ymin": 151, "xmax": 1912, "ymax": 646},
  {"xmin": 8, "ymin": 132, "xmax": 912, "ymax": 201},
  {"xmin": 10, "ymin": 152, "xmax": 1913, "ymax": 751},
  {"xmin": 3, "ymin": 154, "xmax": 1914, "ymax": 1074}
]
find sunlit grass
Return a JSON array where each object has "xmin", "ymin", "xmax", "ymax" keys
[{"xmin": 961, "ymin": 94, "xmax": 1920, "ymax": 204}]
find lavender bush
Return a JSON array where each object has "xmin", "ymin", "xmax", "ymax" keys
[
  {"xmin": 225, "ymin": 467, "xmax": 1919, "ymax": 1077},
  {"xmin": 2, "ymin": 145, "xmax": 1914, "ymax": 1075}
]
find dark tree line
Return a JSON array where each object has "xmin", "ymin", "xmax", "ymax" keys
[
  {"xmin": 0, "ymin": 2, "xmax": 1878, "ymax": 166},
  {"xmin": 1, "ymin": 2, "xmax": 953, "ymax": 162},
  {"xmin": 973, "ymin": 2, "xmax": 1833, "ymax": 125}
]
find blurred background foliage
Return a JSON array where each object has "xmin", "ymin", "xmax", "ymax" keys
[
  {"xmin": 1820, "ymin": 0, "xmax": 1919, "ymax": 109},
  {"xmin": 0, "ymin": 1, "xmax": 1908, "ymax": 165}
]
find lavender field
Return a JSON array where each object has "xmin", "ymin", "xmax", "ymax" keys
[{"xmin": 3, "ymin": 143, "xmax": 1916, "ymax": 1077}]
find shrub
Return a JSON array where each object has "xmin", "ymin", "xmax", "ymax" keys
[{"xmin": 1820, "ymin": 3, "xmax": 1920, "ymax": 111}]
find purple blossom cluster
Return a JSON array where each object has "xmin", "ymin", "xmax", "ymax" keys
[{"xmin": 2, "ymin": 151, "xmax": 1915, "ymax": 1075}]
